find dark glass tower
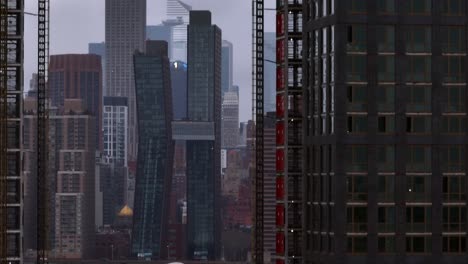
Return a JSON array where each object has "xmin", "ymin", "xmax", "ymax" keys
[
  {"xmin": 132, "ymin": 41, "xmax": 173, "ymax": 259},
  {"xmin": 186, "ymin": 10, "xmax": 222, "ymax": 260},
  {"xmin": 303, "ymin": 1, "xmax": 468, "ymax": 263}
]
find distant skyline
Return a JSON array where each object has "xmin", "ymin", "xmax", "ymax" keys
[{"xmin": 24, "ymin": 0, "xmax": 276, "ymax": 122}]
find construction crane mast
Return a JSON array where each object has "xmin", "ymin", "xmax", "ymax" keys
[
  {"xmin": 37, "ymin": 0, "xmax": 50, "ymax": 263},
  {"xmin": 252, "ymin": 0, "xmax": 264, "ymax": 263}
]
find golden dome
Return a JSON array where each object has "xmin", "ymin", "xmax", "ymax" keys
[{"xmin": 118, "ymin": 205, "xmax": 133, "ymax": 217}]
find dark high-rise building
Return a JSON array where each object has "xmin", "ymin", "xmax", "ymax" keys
[
  {"xmin": 49, "ymin": 54, "xmax": 103, "ymax": 150},
  {"xmin": 186, "ymin": 10, "xmax": 222, "ymax": 260},
  {"xmin": 132, "ymin": 41, "xmax": 173, "ymax": 259},
  {"xmin": 222, "ymin": 40, "xmax": 233, "ymax": 94},
  {"xmin": 105, "ymin": 0, "xmax": 146, "ymax": 161},
  {"xmin": 170, "ymin": 61, "xmax": 188, "ymax": 120},
  {"xmin": 88, "ymin": 42, "xmax": 106, "ymax": 92},
  {"xmin": 301, "ymin": 1, "xmax": 468, "ymax": 264},
  {"xmin": 222, "ymin": 91, "xmax": 239, "ymax": 148}
]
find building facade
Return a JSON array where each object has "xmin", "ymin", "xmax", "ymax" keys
[
  {"xmin": 103, "ymin": 96, "xmax": 128, "ymax": 165},
  {"xmin": 222, "ymin": 40, "xmax": 233, "ymax": 94},
  {"xmin": 186, "ymin": 11, "xmax": 222, "ymax": 261},
  {"xmin": 51, "ymin": 100, "xmax": 96, "ymax": 259},
  {"xmin": 166, "ymin": 0, "xmax": 192, "ymax": 62},
  {"xmin": 264, "ymin": 112, "xmax": 276, "ymax": 263},
  {"xmin": 302, "ymin": 1, "xmax": 468, "ymax": 264},
  {"xmin": 105, "ymin": 0, "xmax": 146, "ymax": 161},
  {"xmin": 264, "ymin": 32, "xmax": 276, "ymax": 113},
  {"xmin": 49, "ymin": 54, "xmax": 103, "ymax": 150},
  {"xmin": 132, "ymin": 41, "xmax": 173, "ymax": 259},
  {"xmin": 171, "ymin": 61, "xmax": 188, "ymax": 120},
  {"xmin": 222, "ymin": 91, "xmax": 239, "ymax": 148}
]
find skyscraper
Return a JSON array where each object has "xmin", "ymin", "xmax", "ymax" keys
[
  {"xmin": 222, "ymin": 91, "xmax": 239, "ymax": 148},
  {"xmin": 166, "ymin": 0, "xmax": 192, "ymax": 62},
  {"xmin": 51, "ymin": 100, "xmax": 96, "ymax": 259},
  {"xmin": 263, "ymin": 112, "xmax": 276, "ymax": 263},
  {"xmin": 132, "ymin": 41, "xmax": 173, "ymax": 259},
  {"xmin": 171, "ymin": 61, "xmax": 188, "ymax": 120},
  {"xmin": 222, "ymin": 40, "xmax": 233, "ymax": 94},
  {"xmin": 302, "ymin": 1, "xmax": 468, "ymax": 263},
  {"xmin": 264, "ymin": 32, "xmax": 276, "ymax": 113},
  {"xmin": 105, "ymin": 0, "xmax": 146, "ymax": 161},
  {"xmin": 49, "ymin": 54, "xmax": 103, "ymax": 150},
  {"xmin": 103, "ymin": 96, "xmax": 128, "ymax": 165},
  {"xmin": 88, "ymin": 42, "xmax": 106, "ymax": 92},
  {"xmin": 186, "ymin": 10, "xmax": 222, "ymax": 260}
]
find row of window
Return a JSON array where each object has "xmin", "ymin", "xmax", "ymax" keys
[
  {"xmin": 347, "ymin": 25, "xmax": 465, "ymax": 53},
  {"xmin": 347, "ymin": 85, "xmax": 466, "ymax": 113},
  {"xmin": 347, "ymin": 55, "xmax": 465, "ymax": 83},
  {"xmin": 347, "ymin": 174, "xmax": 466, "ymax": 202},
  {"xmin": 347, "ymin": 145, "xmax": 466, "ymax": 172},
  {"xmin": 346, "ymin": 0, "xmax": 464, "ymax": 16}
]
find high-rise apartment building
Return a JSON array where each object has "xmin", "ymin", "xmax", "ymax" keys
[
  {"xmin": 171, "ymin": 61, "xmax": 188, "ymax": 120},
  {"xmin": 103, "ymin": 96, "xmax": 128, "ymax": 165},
  {"xmin": 264, "ymin": 32, "xmax": 276, "ymax": 113},
  {"xmin": 301, "ymin": 1, "xmax": 468, "ymax": 264},
  {"xmin": 49, "ymin": 54, "xmax": 103, "ymax": 150},
  {"xmin": 167, "ymin": 0, "xmax": 192, "ymax": 62},
  {"xmin": 222, "ymin": 91, "xmax": 239, "ymax": 148},
  {"xmin": 105, "ymin": 0, "xmax": 146, "ymax": 161},
  {"xmin": 185, "ymin": 10, "xmax": 222, "ymax": 260},
  {"xmin": 275, "ymin": 1, "xmax": 304, "ymax": 263},
  {"xmin": 51, "ymin": 100, "xmax": 96, "ymax": 259},
  {"xmin": 132, "ymin": 41, "xmax": 173, "ymax": 259},
  {"xmin": 222, "ymin": 40, "xmax": 233, "ymax": 94}
]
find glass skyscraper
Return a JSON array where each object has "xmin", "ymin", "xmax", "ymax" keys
[
  {"xmin": 132, "ymin": 41, "xmax": 173, "ymax": 259},
  {"xmin": 186, "ymin": 11, "xmax": 222, "ymax": 261}
]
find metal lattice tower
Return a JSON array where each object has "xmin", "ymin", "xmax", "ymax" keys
[
  {"xmin": 37, "ymin": 0, "xmax": 50, "ymax": 263},
  {"xmin": 252, "ymin": 0, "xmax": 264, "ymax": 263}
]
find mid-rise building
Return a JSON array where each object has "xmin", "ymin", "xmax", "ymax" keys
[
  {"xmin": 132, "ymin": 41, "xmax": 173, "ymax": 259},
  {"xmin": 51, "ymin": 100, "xmax": 96, "ymax": 259},
  {"xmin": 49, "ymin": 54, "xmax": 103, "ymax": 150},
  {"xmin": 166, "ymin": 0, "xmax": 192, "ymax": 62},
  {"xmin": 105, "ymin": 0, "xmax": 146, "ymax": 161},
  {"xmin": 302, "ymin": 1, "xmax": 468, "ymax": 264},
  {"xmin": 185, "ymin": 10, "xmax": 222, "ymax": 260},
  {"xmin": 222, "ymin": 40, "xmax": 233, "ymax": 94},
  {"xmin": 222, "ymin": 91, "xmax": 239, "ymax": 148}
]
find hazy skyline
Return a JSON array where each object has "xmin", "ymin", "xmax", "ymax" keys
[{"xmin": 24, "ymin": 0, "xmax": 276, "ymax": 121}]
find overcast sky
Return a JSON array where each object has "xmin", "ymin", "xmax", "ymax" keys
[{"xmin": 24, "ymin": 0, "xmax": 276, "ymax": 121}]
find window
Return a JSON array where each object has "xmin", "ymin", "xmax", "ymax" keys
[
  {"xmin": 405, "ymin": 27, "xmax": 431, "ymax": 53},
  {"xmin": 377, "ymin": 0, "xmax": 395, "ymax": 14},
  {"xmin": 443, "ymin": 206, "xmax": 466, "ymax": 232},
  {"xmin": 443, "ymin": 175, "xmax": 466, "ymax": 202},
  {"xmin": 346, "ymin": 145, "xmax": 367, "ymax": 172},
  {"xmin": 445, "ymin": 86, "xmax": 465, "ymax": 113},
  {"xmin": 347, "ymin": 175, "xmax": 367, "ymax": 201},
  {"xmin": 377, "ymin": 145, "xmax": 394, "ymax": 172},
  {"xmin": 406, "ymin": 145, "xmax": 431, "ymax": 172},
  {"xmin": 378, "ymin": 236, "xmax": 395, "ymax": 253},
  {"xmin": 377, "ymin": 26, "xmax": 395, "ymax": 52},
  {"xmin": 378, "ymin": 175, "xmax": 395, "ymax": 202},
  {"xmin": 406, "ymin": 56, "xmax": 431, "ymax": 82},
  {"xmin": 406, "ymin": 236, "xmax": 431, "ymax": 253},
  {"xmin": 347, "ymin": 236, "xmax": 367, "ymax": 254},
  {"xmin": 407, "ymin": 175, "xmax": 430, "ymax": 202},
  {"xmin": 407, "ymin": 86, "xmax": 431, "ymax": 112},
  {"xmin": 442, "ymin": 0, "xmax": 466, "ymax": 16},
  {"xmin": 443, "ymin": 236, "xmax": 466, "ymax": 254},
  {"xmin": 378, "ymin": 56, "xmax": 395, "ymax": 82},
  {"xmin": 441, "ymin": 116, "xmax": 466, "ymax": 135},
  {"xmin": 406, "ymin": 0, "xmax": 431, "ymax": 15},
  {"xmin": 441, "ymin": 27, "xmax": 466, "ymax": 53},
  {"xmin": 406, "ymin": 207, "xmax": 431, "ymax": 232},
  {"xmin": 442, "ymin": 56, "xmax": 465, "ymax": 83},
  {"xmin": 347, "ymin": 115, "xmax": 367, "ymax": 134},
  {"xmin": 378, "ymin": 115, "xmax": 395, "ymax": 134},
  {"xmin": 347, "ymin": 25, "xmax": 366, "ymax": 52},
  {"xmin": 406, "ymin": 116, "xmax": 431, "ymax": 134},
  {"xmin": 347, "ymin": 207, "xmax": 367, "ymax": 232},
  {"xmin": 378, "ymin": 206, "xmax": 395, "ymax": 232},
  {"xmin": 347, "ymin": 85, "xmax": 367, "ymax": 111},
  {"xmin": 348, "ymin": 0, "xmax": 366, "ymax": 14},
  {"xmin": 440, "ymin": 146, "xmax": 465, "ymax": 172},
  {"xmin": 346, "ymin": 55, "xmax": 367, "ymax": 81},
  {"xmin": 376, "ymin": 86, "xmax": 395, "ymax": 111}
]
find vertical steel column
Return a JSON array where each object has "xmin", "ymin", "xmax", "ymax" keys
[
  {"xmin": 37, "ymin": 0, "xmax": 49, "ymax": 263},
  {"xmin": 253, "ymin": 0, "xmax": 264, "ymax": 263},
  {"xmin": 0, "ymin": 0, "xmax": 7, "ymax": 262}
]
